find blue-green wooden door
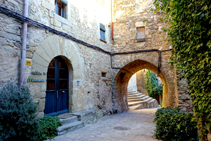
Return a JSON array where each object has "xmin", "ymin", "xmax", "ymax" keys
[{"xmin": 44, "ymin": 57, "xmax": 69, "ymax": 116}]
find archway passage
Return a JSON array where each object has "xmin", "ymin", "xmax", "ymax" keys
[
  {"xmin": 127, "ymin": 69, "xmax": 162, "ymax": 109},
  {"xmin": 112, "ymin": 60, "xmax": 168, "ymax": 113},
  {"xmin": 45, "ymin": 56, "xmax": 69, "ymax": 116}
]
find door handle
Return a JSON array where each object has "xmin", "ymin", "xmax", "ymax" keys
[{"xmin": 57, "ymin": 90, "xmax": 58, "ymax": 98}]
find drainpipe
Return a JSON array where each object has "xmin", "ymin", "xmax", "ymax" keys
[
  {"xmin": 20, "ymin": 0, "xmax": 28, "ymax": 85},
  {"xmin": 111, "ymin": 0, "xmax": 114, "ymax": 40}
]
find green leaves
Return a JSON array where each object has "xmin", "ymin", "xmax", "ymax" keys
[
  {"xmin": 0, "ymin": 83, "xmax": 39, "ymax": 141},
  {"xmin": 154, "ymin": 107, "xmax": 197, "ymax": 141},
  {"xmin": 152, "ymin": 0, "xmax": 211, "ymax": 139},
  {"xmin": 37, "ymin": 116, "xmax": 62, "ymax": 141},
  {"xmin": 145, "ymin": 70, "xmax": 162, "ymax": 98}
]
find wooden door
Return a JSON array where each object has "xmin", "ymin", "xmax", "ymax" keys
[{"xmin": 44, "ymin": 57, "xmax": 69, "ymax": 116}]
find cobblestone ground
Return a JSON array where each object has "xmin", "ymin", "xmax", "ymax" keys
[{"xmin": 51, "ymin": 108, "xmax": 159, "ymax": 141}]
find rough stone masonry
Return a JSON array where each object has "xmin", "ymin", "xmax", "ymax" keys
[{"xmin": 0, "ymin": 0, "xmax": 192, "ymax": 119}]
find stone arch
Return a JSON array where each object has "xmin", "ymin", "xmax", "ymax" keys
[
  {"xmin": 31, "ymin": 35, "xmax": 83, "ymax": 117},
  {"xmin": 112, "ymin": 52, "xmax": 177, "ymax": 113}
]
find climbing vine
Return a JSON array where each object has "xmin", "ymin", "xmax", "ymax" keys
[
  {"xmin": 145, "ymin": 70, "xmax": 162, "ymax": 98},
  {"xmin": 152, "ymin": 0, "xmax": 211, "ymax": 140}
]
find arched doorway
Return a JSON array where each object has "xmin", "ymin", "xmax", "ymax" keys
[{"xmin": 44, "ymin": 56, "xmax": 69, "ymax": 116}]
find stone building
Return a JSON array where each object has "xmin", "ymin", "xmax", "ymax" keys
[{"xmin": 0, "ymin": 0, "xmax": 192, "ymax": 119}]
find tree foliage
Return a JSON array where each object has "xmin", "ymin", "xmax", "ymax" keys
[
  {"xmin": 152, "ymin": 0, "xmax": 211, "ymax": 140},
  {"xmin": 0, "ymin": 83, "xmax": 39, "ymax": 140}
]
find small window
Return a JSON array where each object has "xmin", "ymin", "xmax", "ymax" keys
[
  {"xmin": 136, "ymin": 27, "xmax": 145, "ymax": 42},
  {"xmin": 55, "ymin": 0, "xmax": 67, "ymax": 18},
  {"xmin": 102, "ymin": 72, "xmax": 106, "ymax": 77},
  {"xmin": 100, "ymin": 24, "xmax": 106, "ymax": 43}
]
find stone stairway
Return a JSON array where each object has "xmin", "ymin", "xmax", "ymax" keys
[
  {"xmin": 127, "ymin": 89, "xmax": 159, "ymax": 110},
  {"xmin": 57, "ymin": 109, "xmax": 98, "ymax": 135}
]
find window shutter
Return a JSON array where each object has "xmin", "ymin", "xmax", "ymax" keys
[
  {"xmin": 100, "ymin": 24, "xmax": 105, "ymax": 32},
  {"xmin": 55, "ymin": 2, "xmax": 58, "ymax": 14},
  {"xmin": 64, "ymin": 5, "xmax": 67, "ymax": 18}
]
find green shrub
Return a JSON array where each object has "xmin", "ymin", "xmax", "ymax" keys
[
  {"xmin": 37, "ymin": 116, "xmax": 62, "ymax": 141},
  {"xmin": 145, "ymin": 70, "xmax": 158, "ymax": 98},
  {"xmin": 0, "ymin": 83, "xmax": 39, "ymax": 140},
  {"xmin": 154, "ymin": 107, "xmax": 197, "ymax": 141}
]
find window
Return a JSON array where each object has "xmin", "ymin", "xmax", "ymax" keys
[
  {"xmin": 100, "ymin": 24, "xmax": 106, "ymax": 43},
  {"xmin": 136, "ymin": 27, "xmax": 145, "ymax": 42},
  {"xmin": 102, "ymin": 72, "xmax": 106, "ymax": 77},
  {"xmin": 55, "ymin": 0, "xmax": 67, "ymax": 18}
]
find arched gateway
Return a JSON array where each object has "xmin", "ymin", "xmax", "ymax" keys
[{"xmin": 112, "ymin": 58, "xmax": 177, "ymax": 113}]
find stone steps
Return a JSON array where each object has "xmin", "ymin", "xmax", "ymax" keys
[
  {"xmin": 58, "ymin": 121, "xmax": 84, "ymax": 135},
  {"xmin": 127, "ymin": 90, "xmax": 159, "ymax": 110},
  {"xmin": 128, "ymin": 101, "xmax": 144, "ymax": 106},
  {"xmin": 57, "ymin": 109, "xmax": 98, "ymax": 136},
  {"xmin": 59, "ymin": 115, "xmax": 78, "ymax": 125},
  {"xmin": 127, "ymin": 98, "xmax": 143, "ymax": 102},
  {"xmin": 129, "ymin": 104, "xmax": 144, "ymax": 110}
]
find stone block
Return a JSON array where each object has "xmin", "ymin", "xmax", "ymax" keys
[
  {"xmin": 32, "ymin": 52, "xmax": 49, "ymax": 67},
  {"xmin": 27, "ymin": 52, "xmax": 33, "ymax": 58},
  {"xmin": 31, "ymin": 62, "xmax": 48, "ymax": 72},
  {"xmin": 33, "ymin": 98, "xmax": 39, "ymax": 104},
  {"xmin": 0, "ymin": 31, "xmax": 21, "ymax": 41},
  {"xmin": 40, "ymin": 82, "xmax": 47, "ymax": 92},
  {"xmin": 47, "ymin": 36, "xmax": 61, "ymax": 56},
  {"xmin": 52, "ymin": 19, "xmax": 62, "ymax": 27},
  {"xmin": 42, "ymin": 1, "xmax": 54, "ymax": 10},
  {"xmin": 71, "ymin": 109, "xmax": 97, "ymax": 124},
  {"xmin": 135, "ymin": 21, "xmax": 146, "ymax": 27},
  {"xmin": 36, "ymin": 46, "xmax": 51, "ymax": 62},
  {"xmin": 28, "ymin": 47, "xmax": 36, "ymax": 52},
  {"xmin": 35, "ymin": 92, "xmax": 46, "ymax": 99},
  {"xmin": 38, "ymin": 98, "xmax": 45, "ymax": 112},
  {"xmin": 63, "ymin": 24, "xmax": 70, "ymax": 31},
  {"xmin": 41, "ymin": 41, "xmax": 54, "ymax": 60},
  {"xmin": 37, "ymin": 112, "xmax": 44, "ymax": 119}
]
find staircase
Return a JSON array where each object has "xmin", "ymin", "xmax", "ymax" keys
[
  {"xmin": 127, "ymin": 89, "xmax": 159, "ymax": 110},
  {"xmin": 57, "ymin": 109, "xmax": 98, "ymax": 135}
]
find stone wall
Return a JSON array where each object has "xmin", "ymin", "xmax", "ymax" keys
[
  {"xmin": 0, "ymin": 0, "xmax": 114, "ymax": 118},
  {"xmin": 0, "ymin": 0, "xmax": 22, "ymax": 86},
  {"xmin": 112, "ymin": 0, "xmax": 171, "ymax": 53},
  {"xmin": 136, "ymin": 70, "xmax": 148, "ymax": 95},
  {"xmin": 176, "ymin": 71, "xmax": 193, "ymax": 112},
  {"xmin": 111, "ymin": 0, "xmax": 178, "ymax": 112}
]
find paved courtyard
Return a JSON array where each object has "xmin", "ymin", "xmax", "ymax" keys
[{"xmin": 51, "ymin": 108, "xmax": 159, "ymax": 141}]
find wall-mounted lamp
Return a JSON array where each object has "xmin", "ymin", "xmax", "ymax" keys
[{"xmin": 169, "ymin": 45, "xmax": 172, "ymax": 49}]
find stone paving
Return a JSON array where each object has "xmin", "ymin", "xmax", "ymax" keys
[{"xmin": 50, "ymin": 108, "xmax": 159, "ymax": 141}]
